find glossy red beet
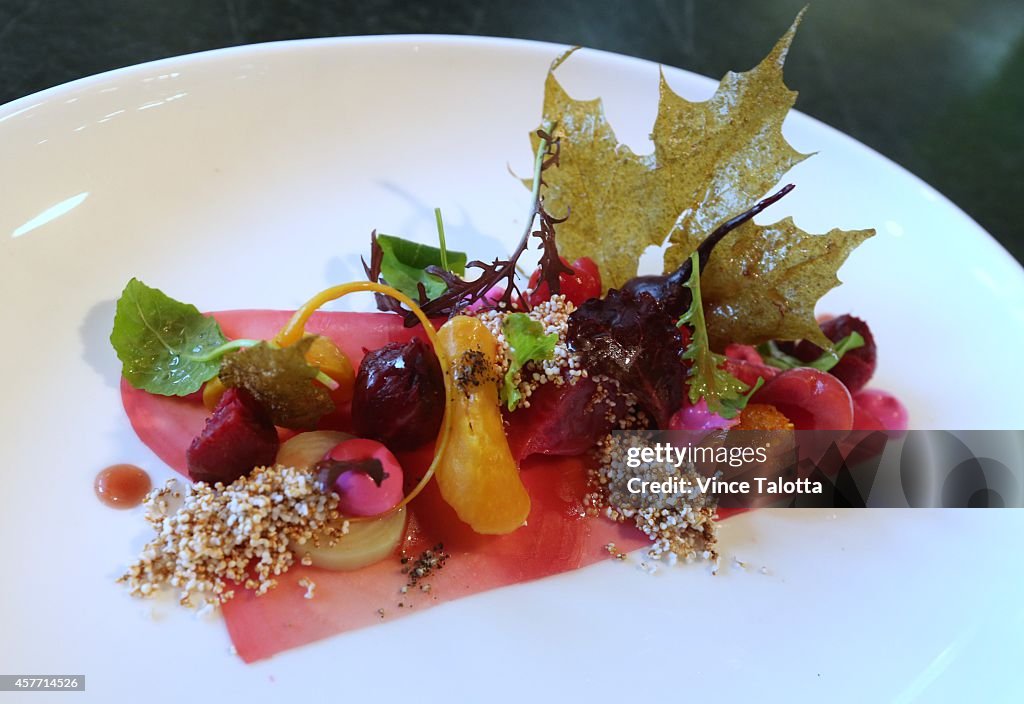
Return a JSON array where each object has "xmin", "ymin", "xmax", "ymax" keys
[
  {"xmin": 751, "ymin": 367, "xmax": 854, "ymax": 430},
  {"xmin": 852, "ymin": 398, "xmax": 885, "ymax": 431},
  {"xmin": 723, "ymin": 343, "xmax": 763, "ymax": 365},
  {"xmin": 853, "ymin": 389, "xmax": 908, "ymax": 432},
  {"xmin": 186, "ymin": 388, "xmax": 279, "ymax": 484},
  {"xmin": 351, "ymin": 338, "xmax": 444, "ymax": 451},
  {"xmin": 528, "ymin": 256, "xmax": 602, "ymax": 306},
  {"xmin": 721, "ymin": 358, "xmax": 779, "ymax": 389}
]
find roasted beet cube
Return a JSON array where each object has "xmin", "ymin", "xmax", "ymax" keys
[{"xmin": 186, "ymin": 387, "xmax": 279, "ymax": 484}]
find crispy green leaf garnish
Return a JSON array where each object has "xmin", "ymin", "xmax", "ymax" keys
[
  {"xmin": 375, "ymin": 233, "xmax": 467, "ymax": 302},
  {"xmin": 527, "ymin": 56, "xmax": 666, "ymax": 292},
  {"xmin": 679, "ymin": 253, "xmax": 752, "ymax": 420},
  {"xmin": 700, "ymin": 219, "xmax": 873, "ymax": 349},
  {"xmin": 531, "ymin": 16, "xmax": 808, "ymax": 291},
  {"xmin": 501, "ymin": 312, "xmax": 558, "ymax": 411},
  {"xmin": 760, "ymin": 332, "xmax": 865, "ymax": 372},
  {"xmin": 110, "ymin": 278, "xmax": 228, "ymax": 396},
  {"xmin": 218, "ymin": 338, "xmax": 334, "ymax": 430},
  {"xmin": 531, "ymin": 10, "xmax": 874, "ymax": 348},
  {"xmin": 720, "ymin": 377, "xmax": 765, "ymax": 420},
  {"xmin": 655, "ymin": 12, "xmax": 808, "ymax": 273}
]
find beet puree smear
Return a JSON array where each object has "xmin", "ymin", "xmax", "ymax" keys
[{"xmin": 120, "ymin": 310, "xmax": 666, "ymax": 662}]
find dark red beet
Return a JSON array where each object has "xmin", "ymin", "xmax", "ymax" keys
[
  {"xmin": 528, "ymin": 256, "xmax": 602, "ymax": 306},
  {"xmin": 504, "ymin": 376, "xmax": 621, "ymax": 461},
  {"xmin": 776, "ymin": 315, "xmax": 877, "ymax": 393},
  {"xmin": 751, "ymin": 368, "xmax": 854, "ymax": 430},
  {"xmin": 351, "ymin": 338, "xmax": 444, "ymax": 451},
  {"xmin": 567, "ymin": 289, "xmax": 685, "ymax": 429},
  {"xmin": 186, "ymin": 388, "xmax": 279, "ymax": 484}
]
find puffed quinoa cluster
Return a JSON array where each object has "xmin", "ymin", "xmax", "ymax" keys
[
  {"xmin": 118, "ymin": 465, "xmax": 345, "ymax": 608},
  {"xmin": 473, "ymin": 294, "xmax": 587, "ymax": 406},
  {"xmin": 586, "ymin": 432, "xmax": 718, "ymax": 565}
]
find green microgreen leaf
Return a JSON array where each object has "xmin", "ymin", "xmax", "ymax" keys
[
  {"xmin": 376, "ymin": 233, "xmax": 467, "ymax": 302},
  {"xmin": 501, "ymin": 312, "xmax": 558, "ymax": 411},
  {"xmin": 110, "ymin": 278, "xmax": 228, "ymax": 396},
  {"xmin": 678, "ymin": 253, "xmax": 753, "ymax": 420},
  {"xmin": 434, "ymin": 207, "xmax": 450, "ymax": 272},
  {"xmin": 759, "ymin": 332, "xmax": 865, "ymax": 372}
]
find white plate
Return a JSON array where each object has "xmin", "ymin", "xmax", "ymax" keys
[{"xmin": 2, "ymin": 36, "xmax": 1023, "ymax": 703}]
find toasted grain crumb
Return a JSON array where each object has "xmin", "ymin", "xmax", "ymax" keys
[
  {"xmin": 604, "ymin": 542, "xmax": 628, "ymax": 561},
  {"xmin": 587, "ymin": 432, "xmax": 718, "ymax": 565},
  {"xmin": 118, "ymin": 467, "xmax": 345, "ymax": 609},
  {"xmin": 473, "ymin": 295, "xmax": 586, "ymax": 405},
  {"xmin": 403, "ymin": 543, "xmax": 450, "ymax": 588},
  {"xmin": 298, "ymin": 577, "xmax": 317, "ymax": 600}
]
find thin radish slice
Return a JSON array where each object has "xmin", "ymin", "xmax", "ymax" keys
[
  {"xmin": 223, "ymin": 453, "xmax": 651, "ymax": 663},
  {"xmin": 120, "ymin": 309, "xmax": 659, "ymax": 662}
]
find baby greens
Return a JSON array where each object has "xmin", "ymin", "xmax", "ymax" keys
[
  {"xmin": 374, "ymin": 232, "xmax": 467, "ymax": 302},
  {"xmin": 759, "ymin": 332, "xmax": 865, "ymax": 372},
  {"xmin": 110, "ymin": 278, "xmax": 228, "ymax": 396},
  {"xmin": 678, "ymin": 253, "xmax": 757, "ymax": 419},
  {"xmin": 111, "ymin": 279, "xmax": 338, "ymax": 430},
  {"xmin": 501, "ymin": 313, "xmax": 557, "ymax": 411}
]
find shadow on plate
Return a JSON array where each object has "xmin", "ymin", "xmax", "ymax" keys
[{"xmin": 81, "ymin": 298, "xmax": 120, "ymax": 388}]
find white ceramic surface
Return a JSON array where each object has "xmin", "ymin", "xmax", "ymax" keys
[{"xmin": 2, "ymin": 36, "xmax": 1023, "ymax": 704}]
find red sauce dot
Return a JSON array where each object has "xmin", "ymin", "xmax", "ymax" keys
[{"xmin": 95, "ymin": 464, "xmax": 152, "ymax": 509}]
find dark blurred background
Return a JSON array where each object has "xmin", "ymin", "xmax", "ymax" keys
[{"xmin": 2, "ymin": 0, "xmax": 1021, "ymax": 263}]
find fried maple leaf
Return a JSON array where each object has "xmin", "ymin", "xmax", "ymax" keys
[
  {"xmin": 218, "ymin": 338, "xmax": 334, "ymax": 430},
  {"xmin": 701, "ymin": 218, "xmax": 873, "ymax": 349},
  {"xmin": 530, "ymin": 9, "xmax": 874, "ymax": 349},
  {"xmin": 527, "ymin": 48, "xmax": 668, "ymax": 292}
]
